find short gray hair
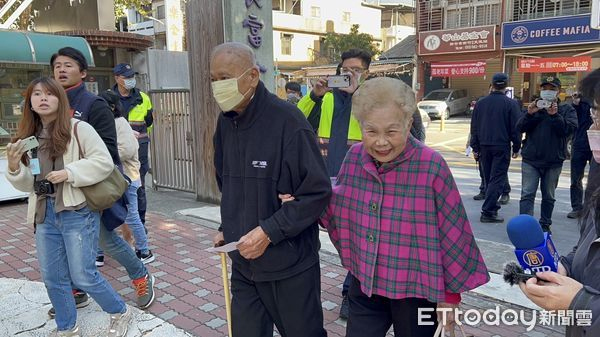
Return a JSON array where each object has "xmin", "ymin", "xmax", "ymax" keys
[
  {"xmin": 210, "ymin": 42, "xmax": 257, "ymax": 68},
  {"xmin": 352, "ymin": 77, "xmax": 416, "ymax": 128}
]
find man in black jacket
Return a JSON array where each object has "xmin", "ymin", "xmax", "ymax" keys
[
  {"xmin": 568, "ymin": 92, "xmax": 593, "ymax": 219},
  {"xmin": 517, "ymin": 77, "xmax": 578, "ymax": 232},
  {"xmin": 470, "ymin": 73, "xmax": 522, "ymax": 223},
  {"xmin": 210, "ymin": 42, "xmax": 331, "ymax": 337},
  {"xmin": 49, "ymin": 47, "xmax": 155, "ymax": 317}
]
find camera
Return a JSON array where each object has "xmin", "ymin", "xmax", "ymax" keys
[
  {"xmin": 536, "ymin": 99, "xmax": 552, "ymax": 109},
  {"xmin": 34, "ymin": 179, "xmax": 55, "ymax": 195}
]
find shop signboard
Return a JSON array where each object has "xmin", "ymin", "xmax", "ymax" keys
[
  {"xmin": 502, "ymin": 14, "xmax": 600, "ymax": 49},
  {"xmin": 518, "ymin": 56, "xmax": 592, "ymax": 73},
  {"xmin": 430, "ymin": 61, "xmax": 487, "ymax": 77},
  {"xmin": 419, "ymin": 26, "xmax": 496, "ymax": 55}
]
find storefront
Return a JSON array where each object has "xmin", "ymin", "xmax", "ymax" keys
[
  {"xmin": 416, "ymin": 25, "xmax": 503, "ymax": 100},
  {"xmin": 0, "ymin": 29, "xmax": 94, "ymax": 146},
  {"xmin": 502, "ymin": 14, "xmax": 600, "ymax": 103}
]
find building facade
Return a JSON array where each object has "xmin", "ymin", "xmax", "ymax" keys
[{"xmin": 415, "ymin": 0, "xmax": 599, "ymax": 103}]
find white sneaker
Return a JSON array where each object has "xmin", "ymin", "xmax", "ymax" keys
[
  {"xmin": 107, "ymin": 306, "xmax": 133, "ymax": 337},
  {"xmin": 51, "ymin": 324, "xmax": 81, "ymax": 337}
]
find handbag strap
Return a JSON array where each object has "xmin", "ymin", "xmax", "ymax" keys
[{"xmin": 73, "ymin": 121, "xmax": 84, "ymax": 159}]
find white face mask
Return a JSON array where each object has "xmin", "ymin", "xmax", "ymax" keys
[
  {"xmin": 211, "ymin": 68, "xmax": 253, "ymax": 112},
  {"xmin": 124, "ymin": 78, "xmax": 136, "ymax": 90},
  {"xmin": 573, "ymin": 98, "xmax": 581, "ymax": 105},
  {"xmin": 540, "ymin": 90, "xmax": 557, "ymax": 101}
]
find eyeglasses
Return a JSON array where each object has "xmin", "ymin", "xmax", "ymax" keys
[{"xmin": 341, "ymin": 67, "xmax": 366, "ymax": 74}]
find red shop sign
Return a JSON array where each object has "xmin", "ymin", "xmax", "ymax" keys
[
  {"xmin": 518, "ymin": 56, "xmax": 592, "ymax": 73},
  {"xmin": 430, "ymin": 61, "xmax": 487, "ymax": 78}
]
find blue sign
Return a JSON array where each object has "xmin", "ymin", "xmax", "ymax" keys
[{"xmin": 502, "ymin": 14, "xmax": 600, "ymax": 49}]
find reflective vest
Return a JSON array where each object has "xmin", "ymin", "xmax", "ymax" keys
[
  {"xmin": 297, "ymin": 92, "xmax": 362, "ymax": 141},
  {"xmin": 127, "ymin": 91, "xmax": 153, "ymax": 137}
]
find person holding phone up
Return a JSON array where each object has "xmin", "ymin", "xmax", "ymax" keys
[
  {"xmin": 516, "ymin": 76, "xmax": 577, "ymax": 233},
  {"xmin": 5, "ymin": 77, "xmax": 132, "ymax": 337}
]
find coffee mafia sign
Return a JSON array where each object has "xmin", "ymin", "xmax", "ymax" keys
[{"xmin": 502, "ymin": 14, "xmax": 600, "ymax": 49}]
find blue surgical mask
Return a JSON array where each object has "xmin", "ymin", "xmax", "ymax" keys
[
  {"xmin": 124, "ymin": 78, "xmax": 136, "ymax": 90},
  {"xmin": 540, "ymin": 90, "xmax": 557, "ymax": 101}
]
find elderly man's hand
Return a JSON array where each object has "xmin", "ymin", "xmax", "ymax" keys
[
  {"xmin": 237, "ymin": 226, "xmax": 271, "ymax": 259},
  {"xmin": 518, "ymin": 271, "xmax": 583, "ymax": 311}
]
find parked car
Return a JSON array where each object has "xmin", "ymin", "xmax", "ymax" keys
[{"xmin": 417, "ymin": 89, "xmax": 470, "ymax": 120}]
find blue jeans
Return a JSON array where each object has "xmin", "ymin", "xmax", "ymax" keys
[
  {"xmin": 519, "ymin": 162, "xmax": 562, "ymax": 226},
  {"xmin": 125, "ymin": 179, "xmax": 149, "ymax": 253},
  {"xmin": 98, "ymin": 220, "xmax": 148, "ymax": 281},
  {"xmin": 35, "ymin": 198, "xmax": 126, "ymax": 331}
]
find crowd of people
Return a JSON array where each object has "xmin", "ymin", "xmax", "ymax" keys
[{"xmin": 4, "ymin": 41, "xmax": 599, "ymax": 337}]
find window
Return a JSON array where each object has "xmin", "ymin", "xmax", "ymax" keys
[
  {"xmin": 419, "ymin": 0, "xmax": 501, "ymax": 30},
  {"xmin": 508, "ymin": 0, "xmax": 591, "ymax": 21},
  {"xmin": 272, "ymin": 0, "xmax": 301, "ymax": 15},
  {"xmin": 342, "ymin": 12, "xmax": 351, "ymax": 22},
  {"xmin": 311, "ymin": 6, "xmax": 320, "ymax": 17},
  {"xmin": 281, "ymin": 33, "xmax": 293, "ymax": 55},
  {"xmin": 156, "ymin": 5, "xmax": 165, "ymax": 20}
]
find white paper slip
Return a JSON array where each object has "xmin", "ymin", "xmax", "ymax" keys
[{"xmin": 206, "ymin": 241, "xmax": 239, "ymax": 253}]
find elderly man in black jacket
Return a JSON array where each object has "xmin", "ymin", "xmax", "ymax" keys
[
  {"xmin": 517, "ymin": 77, "xmax": 578, "ymax": 233},
  {"xmin": 210, "ymin": 42, "xmax": 331, "ymax": 337}
]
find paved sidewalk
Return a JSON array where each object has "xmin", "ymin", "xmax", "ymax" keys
[{"xmin": 0, "ymin": 201, "xmax": 566, "ymax": 337}]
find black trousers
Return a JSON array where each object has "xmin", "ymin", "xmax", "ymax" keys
[
  {"xmin": 346, "ymin": 275, "xmax": 438, "ymax": 337},
  {"xmin": 137, "ymin": 141, "xmax": 149, "ymax": 225},
  {"xmin": 480, "ymin": 145, "xmax": 511, "ymax": 216},
  {"xmin": 231, "ymin": 263, "xmax": 327, "ymax": 337},
  {"xmin": 570, "ymin": 150, "xmax": 593, "ymax": 211},
  {"xmin": 478, "ymin": 160, "xmax": 510, "ymax": 194}
]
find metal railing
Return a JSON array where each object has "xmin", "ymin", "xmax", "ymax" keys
[
  {"xmin": 149, "ymin": 89, "xmax": 196, "ymax": 193},
  {"xmin": 504, "ymin": 0, "xmax": 591, "ymax": 22}
]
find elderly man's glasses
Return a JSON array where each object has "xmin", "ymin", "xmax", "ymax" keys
[{"xmin": 341, "ymin": 67, "xmax": 366, "ymax": 74}]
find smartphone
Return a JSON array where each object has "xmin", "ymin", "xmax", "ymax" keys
[
  {"xmin": 21, "ymin": 136, "xmax": 39, "ymax": 151},
  {"xmin": 327, "ymin": 75, "xmax": 350, "ymax": 88}
]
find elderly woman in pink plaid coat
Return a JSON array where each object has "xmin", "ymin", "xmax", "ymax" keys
[{"xmin": 319, "ymin": 77, "xmax": 490, "ymax": 337}]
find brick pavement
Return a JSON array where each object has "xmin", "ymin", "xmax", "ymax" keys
[{"xmin": 0, "ymin": 201, "xmax": 567, "ymax": 337}]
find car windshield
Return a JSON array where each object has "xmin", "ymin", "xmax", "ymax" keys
[{"xmin": 424, "ymin": 91, "xmax": 450, "ymax": 101}]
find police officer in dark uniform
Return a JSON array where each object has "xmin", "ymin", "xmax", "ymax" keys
[{"xmin": 470, "ymin": 73, "xmax": 522, "ymax": 223}]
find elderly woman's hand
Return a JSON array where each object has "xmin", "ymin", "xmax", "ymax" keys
[
  {"xmin": 518, "ymin": 271, "xmax": 583, "ymax": 311},
  {"xmin": 437, "ymin": 302, "xmax": 459, "ymax": 336}
]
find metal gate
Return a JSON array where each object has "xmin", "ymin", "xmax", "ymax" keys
[{"xmin": 149, "ymin": 89, "xmax": 195, "ymax": 192}]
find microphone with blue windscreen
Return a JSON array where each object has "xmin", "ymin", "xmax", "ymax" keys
[{"xmin": 506, "ymin": 214, "xmax": 560, "ymax": 275}]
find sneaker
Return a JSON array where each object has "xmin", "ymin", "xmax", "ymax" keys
[
  {"xmin": 50, "ymin": 324, "xmax": 80, "ymax": 337},
  {"xmin": 473, "ymin": 192, "xmax": 485, "ymax": 200},
  {"xmin": 567, "ymin": 210, "xmax": 581, "ymax": 219},
  {"xmin": 107, "ymin": 306, "xmax": 133, "ymax": 337},
  {"xmin": 48, "ymin": 291, "xmax": 90, "ymax": 318},
  {"xmin": 339, "ymin": 294, "xmax": 349, "ymax": 320},
  {"xmin": 136, "ymin": 250, "xmax": 155, "ymax": 264},
  {"xmin": 133, "ymin": 273, "xmax": 155, "ymax": 309},
  {"xmin": 96, "ymin": 255, "xmax": 105, "ymax": 267},
  {"xmin": 499, "ymin": 193, "xmax": 510, "ymax": 205}
]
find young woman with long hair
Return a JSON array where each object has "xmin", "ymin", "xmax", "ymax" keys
[{"xmin": 5, "ymin": 77, "xmax": 132, "ymax": 337}]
